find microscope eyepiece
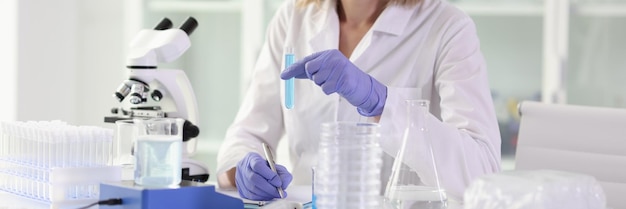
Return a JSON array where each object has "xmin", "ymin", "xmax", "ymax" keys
[
  {"xmin": 154, "ymin": 17, "xmax": 173, "ymax": 30},
  {"xmin": 179, "ymin": 17, "xmax": 198, "ymax": 35}
]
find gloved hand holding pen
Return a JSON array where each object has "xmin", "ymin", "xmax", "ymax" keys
[
  {"xmin": 280, "ymin": 49, "xmax": 387, "ymax": 116},
  {"xmin": 235, "ymin": 152, "xmax": 293, "ymax": 200}
]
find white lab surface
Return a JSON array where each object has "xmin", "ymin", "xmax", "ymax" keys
[{"xmin": 216, "ymin": 0, "xmax": 501, "ymax": 201}]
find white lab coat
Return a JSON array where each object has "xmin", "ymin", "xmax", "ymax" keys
[{"xmin": 216, "ymin": 0, "xmax": 501, "ymax": 201}]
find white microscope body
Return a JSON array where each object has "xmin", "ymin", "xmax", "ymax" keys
[{"xmin": 107, "ymin": 17, "xmax": 209, "ymax": 182}]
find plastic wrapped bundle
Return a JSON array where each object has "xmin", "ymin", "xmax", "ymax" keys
[
  {"xmin": 0, "ymin": 120, "xmax": 120, "ymax": 207},
  {"xmin": 464, "ymin": 169, "xmax": 606, "ymax": 209}
]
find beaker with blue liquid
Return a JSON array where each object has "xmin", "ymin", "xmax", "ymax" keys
[{"xmin": 133, "ymin": 118, "xmax": 184, "ymax": 187}]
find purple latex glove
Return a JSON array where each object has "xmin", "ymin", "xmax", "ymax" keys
[
  {"xmin": 236, "ymin": 152, "xmax": 293, "ymax": 201},
  {"xmin": 280, "ymin": 49, "xmax": 387, "ymax": 116}
]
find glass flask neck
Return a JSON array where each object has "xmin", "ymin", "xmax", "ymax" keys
[
  {"xmin": 405, "ymin": 100, "xmax": 430, "ymax": 112},
  {"xmin": 405, "ymin": 99, "xmax": 430, "ymax": 127}
]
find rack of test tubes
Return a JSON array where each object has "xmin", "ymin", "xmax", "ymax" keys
[{"xmin": 0, "ymin": 120, "xmax": 121, "ymax": 207}]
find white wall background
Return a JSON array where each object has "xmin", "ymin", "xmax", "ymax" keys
[
  {"xmin": 0, "ymin": 0, "xmax": 17, "ymax": 121},
  {"xmin": 19, "ymin": 0, "xmax": 78, "ymax": 122},
  {"xmin": 0, "ymin": 0, "xmax": 125, "ymax": 129},
  {"xmin": 75, "ymin": 0, "xmax": 126, "ymax": 128}
]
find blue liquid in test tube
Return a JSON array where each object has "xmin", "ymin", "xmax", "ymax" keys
[{"xmin": 285, "ymin": 50, "xmax": 295, "ymax": 109}]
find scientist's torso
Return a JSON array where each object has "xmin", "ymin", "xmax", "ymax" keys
[{"xmin": 274, "ymin": 0, "xmax": 472, "ymax": 184}]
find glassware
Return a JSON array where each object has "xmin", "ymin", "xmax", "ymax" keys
[
  {"xmin": 314, "ymin": 122, "xmax": 383, "ymax": 209},
  {"xmin": 312, "ymin": 166, "xmax": 317, "ymax": 209},
  {"xmin": 114, "ymin": 120, "xmax": 136, "ymax": 167},
  {"xmin": 133, "ymin": 118, "xmax": 184, "ymax": 187},
  {"xmin": 284, "ymin": 47, "xmax": 296, "ymax": 109},
  {"xmin": 384, "ymin": 100, "xmax": 447, "ymax": 209}
]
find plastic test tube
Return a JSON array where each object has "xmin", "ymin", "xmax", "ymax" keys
[{"xmin": 284, "ymin": 48, "xmax": 295, "ymax": 109}]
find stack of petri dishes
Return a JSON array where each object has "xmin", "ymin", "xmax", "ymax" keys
[{"xmin": 314, "ymin": 122, "xmax": 383, "ymax": 209}]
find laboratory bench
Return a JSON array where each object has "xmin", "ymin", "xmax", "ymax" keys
[{"xmin": 0, "ymin": 137, "xmax": 515, "ymax": 209}]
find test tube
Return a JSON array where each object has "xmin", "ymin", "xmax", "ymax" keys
[
  {"xmin": 284, "ymin": 48, "xmax": 295, "ymax": 109},
  {"xmin": 7, "ymin": 123, "xmax": 14, "ymax": 161},
  {"xmin": 0, "ymin": 122, "xmax": 6, "ymax": 159},
  {"xmin": 103, "ymin": 129, "xmax": 114, "ymax": 166},
  {"xmin": 79, "ymin": 127, "xmax": 92, "ymax": 167}
]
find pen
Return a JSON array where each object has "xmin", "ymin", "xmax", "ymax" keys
[{"xmin": 262, "ymin": 142, "xmax": 285, "ymax": 198}]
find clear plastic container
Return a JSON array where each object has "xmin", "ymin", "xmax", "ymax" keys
[
  {"xmin": 0, "ymin": 120, "xmax": 120, "ymax": 207},
  {"xmin": 314, "ymin": 122, "xmax": 383, "ymax": 209},
  {"xmin": 133, "ymin": 118, "xmax": 183, "ymax": 187}
]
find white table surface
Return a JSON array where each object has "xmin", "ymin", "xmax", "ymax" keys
[
  {"xmin": 1, "ymin": 185, "xmax": 463, "ymax": 209},
  {"xmin": 0, "ymin": 191, "xmax": 56, "ymax": 209},
  {"xmin": 0, "ymin": 142, "xmax": 495, "ymax": 209}
]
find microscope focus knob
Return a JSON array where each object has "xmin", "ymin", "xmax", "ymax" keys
[
  {"xmin": 182, "ymin": 120, "xmax": 200, "ymax": 142},
  {"xmin": 151, "ymin": 90, "xmax": 163, "ymax": 101}
]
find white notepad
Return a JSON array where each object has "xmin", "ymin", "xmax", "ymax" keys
[{"xmin": 216, "ymin": 185, "xmax": 313, "ymax": 208}]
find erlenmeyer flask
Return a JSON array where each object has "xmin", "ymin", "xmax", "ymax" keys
[{"xmin": 384, "ymin": 100, "xmax": 447, "ymax": 209}]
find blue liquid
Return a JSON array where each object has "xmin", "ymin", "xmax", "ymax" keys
[
  {"xmin": 285, "ymin": 54, "xmax": 295, "ymax": 109},
  {"xmin": 134, "ymin": 135, "xmax": 182, "ymax": 187}
]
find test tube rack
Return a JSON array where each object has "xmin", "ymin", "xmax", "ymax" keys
[{"xmin": 0, "ymin": 121, "xmax": 121, "ymax": 207}]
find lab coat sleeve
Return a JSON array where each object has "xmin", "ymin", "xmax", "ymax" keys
[
  {"xmin": 379, "ymin": 14, "xmax": 501, "ymax": 200},
  {"xmin": 215, "ymin": 0, "xmax": 294, "ymax": 188}
]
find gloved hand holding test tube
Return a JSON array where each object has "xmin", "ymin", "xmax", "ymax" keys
[
  {"xmin": 280, "ymin": 49, "xmax": 387, "ymax": 116},
  {"xmin": 284, "ymin": 48, "xmax": 295, "ymax": 109}
]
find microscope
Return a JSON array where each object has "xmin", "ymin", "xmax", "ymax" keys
[{"xmin": 105, "ymin": 17, "xmax": 209, "ymax": 183}]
